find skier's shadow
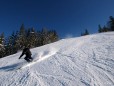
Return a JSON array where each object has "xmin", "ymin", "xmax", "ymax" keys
[{"xmin": 0, "ymin": 63, "xmax": 23, "ymax": 71}]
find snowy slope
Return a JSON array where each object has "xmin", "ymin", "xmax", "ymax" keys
[{"xmin": 0, "ymin": 32, "xmax": 114, "ymax": 86}]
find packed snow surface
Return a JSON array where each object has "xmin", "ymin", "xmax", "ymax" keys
[{"xmin": 0, "ymin": 32, "xmax": 114, "ymax": 86}]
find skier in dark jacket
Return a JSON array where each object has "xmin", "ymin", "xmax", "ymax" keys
[{"xmin": 19, "ymin": 45, "xmax": 33, "ymax": 62}]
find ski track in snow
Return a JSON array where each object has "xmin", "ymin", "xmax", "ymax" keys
[{"xmin": 0, "ymin": 32, "xmax": 114, "ymax": 86}]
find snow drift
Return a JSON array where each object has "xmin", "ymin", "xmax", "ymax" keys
[{"xmin": 0, "ymin": 32, "xmax": 114, "ymax": 86}]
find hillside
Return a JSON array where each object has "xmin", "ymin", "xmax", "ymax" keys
[{"xmin": 0, "ymin": 32, "xmax": 114, "ymax": 86}]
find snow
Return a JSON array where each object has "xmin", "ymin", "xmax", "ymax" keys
[
  {"xmin": 0, "ymin": 32, "xmax": 114, "ymax": 86},
  {"xmin": 0, "ymin": 44, "xmax": 3, "ymax": 49}
]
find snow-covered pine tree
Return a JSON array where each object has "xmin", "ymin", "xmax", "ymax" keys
[
  {"xmin": 0, "ymin": 33, "xmax": 5, "ymax": 58},
  {"xmin": 16, "ymin": 24, "xmax": 26, "ymax": 50},
  {"xmin": 27, "ymin": 27, "xmax": 37, "ymax": 48}
]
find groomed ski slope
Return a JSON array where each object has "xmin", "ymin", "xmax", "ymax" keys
[{"xmin": 0, "ymin": 32, "xmax": 114, "ymax": 86}]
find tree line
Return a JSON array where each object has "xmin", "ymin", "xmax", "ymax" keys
[
  {"xmin": 81, "ymin": 16, "xmax": 114, "ymax": 36},
  {"xmin": 98, "ymin": 16, "xmax": 114, "ymax": 33},
  {"xmin": 1, "ymin": 16, "xmax": 114, "ymax": 58},
  {"xmin": 0, "ymin": 24, "xmax": 59, "ymax": 58}
]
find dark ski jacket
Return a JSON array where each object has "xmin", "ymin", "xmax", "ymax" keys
[{"xmin": 19, "ymin": 48, "xmax": 32, "ymax": 59}]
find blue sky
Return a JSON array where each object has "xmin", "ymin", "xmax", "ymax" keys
[{"xmin": 0, "ymin": 0, "xmax": 114, "ymax": 38}]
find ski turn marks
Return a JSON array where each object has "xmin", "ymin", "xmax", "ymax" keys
[{"xmin": 17, "ymin": 50, "xmax": 57, "ymax": 70}]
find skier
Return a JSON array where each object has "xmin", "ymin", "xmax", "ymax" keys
[{"xmin": 19, "ymin": 45, "xmax": 33, "ymax": 62}]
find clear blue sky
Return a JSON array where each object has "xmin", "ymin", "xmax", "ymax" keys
[{"xmin": 0, "ymin": 0, "xmax": 114, "ymax": 38}]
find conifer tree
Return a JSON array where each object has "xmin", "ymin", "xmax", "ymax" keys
[
  {"xmin": 85, "ymin": 29, "xmax": 89, "ymax": 35},
  {"xmin": 0, "ymin": 33, "xmax": 4, "ymax": 44},
  {"xmin": 102, "ymin": 26, "xmax": 108, "ymax": 32},
  {"xmin": 0, "ymin": 33, "xmax": 5, "ymax": 58},
  {"xmin": 108, "ymin": 16, "xmax": 114, "ymax": 31},
  {"xmin": 81, "ymin": 29, "xmax": 89, "ymax": 36},
  {"xmin": 16, "ymin": 24, "xmax": 26, "ymax": 50},
  {"xmin": 98, "ymin": 25, "xmax": 103, "ymax": 33},
  {"xmin": 28, "ymin": 27, "xmax": 37, "ymax": 47},
  {"xmin": 41, "ymin": 27, "xmax": 48, "ymax": 45}
]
